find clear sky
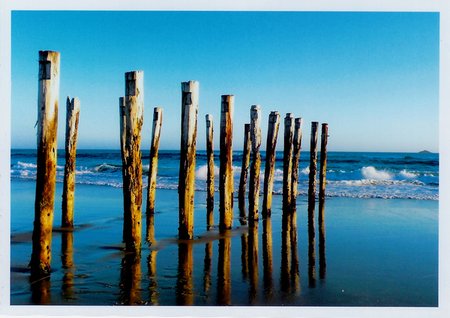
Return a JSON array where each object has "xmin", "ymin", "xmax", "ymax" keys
[{"xmin": 11, "ymin": 11, "xmax": 439, "ymax": 152}]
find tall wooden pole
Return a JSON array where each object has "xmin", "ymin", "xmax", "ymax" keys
[
  {"xmin": 238, "ymin": 124, "xmax": 251, "ymax": 222},
  {"xmin": 146, "ymin": 107, "xmax": 163, "ymax": 243},
  {"xmin": 248, "ymin": 105, "xmax": 261, "ymax": 222},
  {"xmin": 120, "ymin": 71, "xmax": 144, "ymax": 253},
  {"xmin": 282, "ymin": 113, "xmax": 294, "ymax": 212},
  {"xmin": 308, "ymin": 122, "xmax": 319, "ymax": 222},
  {"xmin": 62, "ymin": 97, "xmax": 80, "ymax": 228},
  {"xmin": 291, "ymin": 117, "xmax": 303, "ymax": 209},
  {"xmin": 31, "ymin": 50, "xmax": 60, "ymax": 277},
  {"xmin": 205, "ymin": 114, "xmax": 215, "ymax": 229},
  {"xmin": 262, "ymin": 111, "xmax": 280, "ymax": 217},
  {"xmin": 178, "ymin": 81, "xmax": 199, "ymax": 240},
  {"xmin": 219, "ymin": 95, "xmax": 234, "ymax": 231},
  {"xmin": 319, "ymin": 123, "xmax": 328, "ymax": 280}
]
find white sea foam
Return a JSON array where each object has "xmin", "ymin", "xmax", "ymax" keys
[
  {"xmin": 17, "ymin": 161, "xmax": 37, "ymax": 169},
  {"xmin": 399, "ymin": 169, "xmax": 417, "ymax": 179},
  {"xmin": 361, "ymin": 166, "xmax": 392, "ymax": 180},
  {"xmin": 195, "ymin": 164, "xmax": 219, "ymax": 181},
  {"xmin": 301, "ymin": 167, "xmax": 310, "ymax": 175}
]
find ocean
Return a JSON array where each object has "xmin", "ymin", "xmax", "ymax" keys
[{"xmin": 11, "ymin": 149, "xmax": 439, "ymax": 201}]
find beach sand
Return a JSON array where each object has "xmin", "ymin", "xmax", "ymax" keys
[{"xmin": 10, "ymin": 180, "xmax": 438, "ymax": 306}]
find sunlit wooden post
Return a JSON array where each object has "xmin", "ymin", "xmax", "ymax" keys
[
  {"xmin": 291, "ymin": 117, "xmax": 303, "ymax": 209},
  {"xmin": 219, "ymin": 95, "xmax": 234, "ymax": 231},
  {"xmin": 249, "ymin": 105, "xmax": 261, "ymax": 222},
  {"xmin": 319, "ymin": 123, "xmax": 328, "ymax": 280},
  {"xmin": 31, "ymin": 50, "xmax": 60, "ymax": 277},
  {"xmin": 308, "ymin": 121, "xmax": 319, "ymax": 288},
  {"xmin": 238, "ymin": 124, "xmax": 251, "ymax": 222},
  {"xmin": 178, "ymin": 81, "xmax": 199, "ymax": 240},
  {"xmin": 282, "ymin": 113, "xmax": 294, "ymax": 212},
  {"xmin": 262, "ymin": 111, "xmax": 280, "ymax": 217},
  {"xmin": 120, "ymin": 71, "xmax": 144, "ymax": 253},
  {"xmin": 62, "ymin": 97, "xmax": 80, "ymax": 228},
  {"xmin": 146, "ymin": 107, "xmax": 163, "ymax": 216},
  {"xmin": 205, "ymin": 114, "xmax": 214, "ymax": 229}
]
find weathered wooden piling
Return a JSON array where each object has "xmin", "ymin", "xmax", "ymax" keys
[
  {"xmin": 319, "ymin": 123, "xmax": 328, "ymax": 202},
  {"xmin": 146, "ymin": 107, "xmax": 163, "ymax": 243},
  {"xmin": 219, "ymin": 95, "xmax": 234, "ymax": 231},
  {"xmin": 205, "ymin": 114, "xmax": 215, "ymax": 229},
  {"xmin": 31, "ymin": 50, "xmax": 60, "ymax": 277},
  {"xmin": 262, "ymin": 111, "xmax": 280, "ymax": 217},
  {"xmin": 120, "ymin": 71, "xmax": 144, "ymax": 253},
  {"xmin": 62, "ymin": 97, "xmax": 80, "ymax": 228},
  {"xmin": 249, "ymin": 105, "xmax": 261, "ymax": 222},
  {"xmin": 282, "ymin": 113, "xmax": 295, "ymax": 211},
  {"xmin": 178, "ymin": 81, "xmax": 199, "ymax": 240},
  {"xmin": 308, "ymin": 122, "xmax": 319, "ymax": 225},
  {"xmin": 146, "ymin": 108, "xmax": 163, "ymax": 215},
  {"xmin": 291, "ymin": 118, "xmax": 303, "ymax": 209},
  {"xmin": 238, "ymin": 124, "xmax": 251, "ymax": 222}
]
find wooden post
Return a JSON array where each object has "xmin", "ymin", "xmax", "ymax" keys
[
  {"xmin": 262, "ymin": 111, "xmax": 280, "ymax": 217},
  {"xmin": 319, "ymin": 123, "xmax": 328, "ymax": 202},
  {"xmin": 146, "ymin": 107, "xmax": 163, "ymax": 243},
  {"xmin": 219, "ymin": 95, "xmax": 234, "ymax": 231},
  {"xmin": 282, "ymin": 113, "xmax": 295, "ymax": 211},
  {"xmin": 308, "ymin": 122, "xmax": 319, "ymax": 226},
  {"xmin": 291, "ymin": 118, "xmax": 303, "ymax": 209},
  {"xmin": 31, "ymin": 50, "xmax": 60, "ymax": 277},
  {"xmin": 62, "ymin": 97, "xmax": 80, "ymax": 228},
  {"xmin": 205, "ymin": 114, "xmax": 214, "ymax": 229},
  {"xmin": 238, "ymin": 124, "xmax": 251, "ymax": 222},
  {"xmin": 178, "ymin": 81, "xmax": 199, "ymax": 240},
  {"xmin": 248, "ymin": 105, "xmax": 261, "ymax": 222},
  {"xmin": 120, "ymin": 71, "xmax": 144, "ymax": 253}
]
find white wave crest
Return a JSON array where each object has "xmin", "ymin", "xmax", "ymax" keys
[
  {"xmin": 195, "ymin": 164, "xmax": 220, "ymax": 181},
  {"xmin": 399, "ymin": 169, "xmax": 417, "ymax": 179},
  {"xmin": 17, "ymin": 161, "xmax": 37, "ymax": 169},
  {"xmin": 361, "ymin": 166, "xmax": 392, "ymax": 180}
]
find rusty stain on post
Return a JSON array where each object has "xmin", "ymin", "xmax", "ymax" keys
[
  {"xmin": 238, "ymin": 124, "xmax": 251, "ymax": 224},
  {"xmin": 178, "ymin": 81, "xmax": 199, "ymax": 240},
  {"xmin": 62, "ymin": 97, "xmax": 80, "ymax": 228},
  {"xmin": 282, "ymin": 113, "xmax": 295, "ymax": 212},
  {"xmin": 249, "ymin": 105, "xmax": 261, "ymax": 222},
  {"xmin": 120, "ymin": 71, "xmax": 144, "ymax": 253},
  {"xmin": 219, "ymin": 95, "xmax": 234, "ymax": 231},
  {"xmin": 146, "ymin": 107, "xmax": 163, "ymax": 243},
  {"xmin": 31, "ymin": 50, "xmax": 60, "ymax": 278},
  {"xmin": 291, "ymin": 118, "xmax": 303, "ymax": 209},
  {"xmin": 262, "ymin": 111, "xmax": 280, "ymax": 217},
  {"xmin": 205, "ymin": 114, "xmax": 214, "ymax": 229}
]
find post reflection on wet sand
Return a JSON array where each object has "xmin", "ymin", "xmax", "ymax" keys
[
  {"xmin": 241, "ymin": 232, "xmax": 249, "ymax": 281},
  {"xmin": 203, "ymin": 241, "xmax": 213, "ymax": 298},
  {"xmin": 176, "ymin": 242, "xmax": 194, "ymax": 305},
  {"xmin": 217, "ymin": 234, "xmax": 231, "ymax": 305},
  {"xmin": 146, "ymin": 213, "xmax": 156, "ymax": 245},
  {"xmin": 30, "ymin": 276, "xmax": 51, "ymax": 305},
  {"xmin": 308, "ymin": 203, "xmax": 317, "ymax": 288},
  {"xmin": 119, "ymin": 252, "xmax": 142, "ymax": 305},
  {"xmin": 147, "ymin": 250, "xmax": 159, "ymax": 305},
  {"xmin": 248, "ymin": 223, "xmax": 258, "ymax": 304},
  {"xmin": 262, "ymin": 218, "xmax": 273, "ymax": 301},
  {"xmin": 280, "ymin": 208, "xmax": 300, "ymax": 296},
  {"xmin": 61, "ymin": 230, "xmax": 75, "ymax": 300},
  {"xmin": 319, "ymin": 198, "xmax": 327, "ymax": 280}
]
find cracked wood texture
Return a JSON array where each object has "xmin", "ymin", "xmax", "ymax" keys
[
  {"xmin": 31, "ymin": 50, "xmax": 60, "ymax": 277},
  {"xmin": 248, "ymin": 105, "xmax": 261, "ymax": 222},
  {"xmin": 120, "ymin": 71, "xmax": 144, "ymax": 253},
  {"xmin": 291, "ymin": 117, "xmax": 303, "ymax": 209},
  {"xmin": 205, "ymin": 114, "xmax": 214, "ymax": 229},
  {"xmin": 62, "ymin": 97, "xmax": 80, "ymax": 228},
  {"xmin": 146, "ymin": 107, "xmax": 163, "ymax": 243},
  {"xmin": 282, "ymin": 113, "xmax": 295, "ymax": 212},
  {"xmin": 262, "ymin": 111, "xmax": 280, "ymax": 217},
  {"xmin": 219, "ymin": 95, "xmax": 234, "ymax": 231},
  {"xmin": 238, "ymin": 123, "xmax": 251, "ymax": 222},
  {"xmin": 178, "ymin": 81, "xmax": 199, "ymax": 240}
]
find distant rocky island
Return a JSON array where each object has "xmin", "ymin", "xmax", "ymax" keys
[{"xmin": 419, "ymin": 150, "xmax": 432, "ymax": 154}]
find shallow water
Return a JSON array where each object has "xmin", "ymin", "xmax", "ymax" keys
[{"xmin": 10, "ymin": 181, "xmax": 438, "ymax": 306}]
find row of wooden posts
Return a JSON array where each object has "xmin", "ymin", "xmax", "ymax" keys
[{"xmin": 30, "ymin": 50, "xmax": 328, "ymax": 278}]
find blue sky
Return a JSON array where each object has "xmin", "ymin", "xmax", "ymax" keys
[{"xmin": 12, "ymin": 11, "xmax": 439, "ymax": 152}]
